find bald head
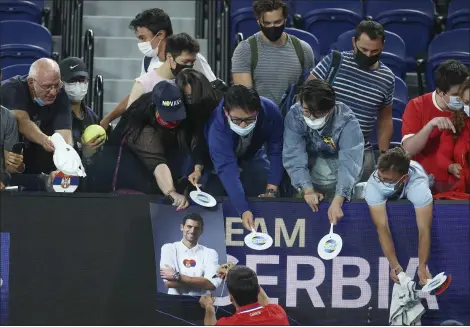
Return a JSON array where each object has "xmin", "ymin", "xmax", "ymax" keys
[{"xmin": 28, "ymin": 58, "xmax": 62, "ymax": 105}]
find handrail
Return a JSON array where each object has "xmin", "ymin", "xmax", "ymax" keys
[
  {"xmin": 83, "ymin": 29, "xmax": 94, "ymax": 106},
  {"xmin": 60, "ymin": 0, "xmax": 84, "ymax": 59},
  {"xmin": 206, "ymin": 0, "xmax": 218, "ymax": 74},
  {"xmin": 219, "ymin": 0, "xmax": 231, "ymax": 83},
  {"xmin": 195, "ymin": 0, "xmax": 206, "ymax": 39},
  {"xmin": 93, "ymin": 75, "xmax": 104, "ymax": 121}
]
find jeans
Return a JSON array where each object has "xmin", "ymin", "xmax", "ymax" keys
[{"xmin": 202, "ymin": 150, "xmax": 270, "ymax": 197}]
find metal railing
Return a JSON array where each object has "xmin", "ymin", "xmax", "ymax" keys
[
  {"xmin": 219, "ymin": 0, "xmax": 231, "ymax": 84},
  {"xmin": 195, "ymin": 0, "xmax": 207, "ymax": 39},
  {"xmin": 56, "ymin": 0, "xmax": 84, "ymax": 59},
  {"xmin": 83, "ymin": 29, "xmax": 94, "ymax": 106},
  {"xmin": 93, "ymin": 75, "xmax": 104, "ymax": 120}
]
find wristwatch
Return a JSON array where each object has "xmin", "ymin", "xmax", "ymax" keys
[
  {"xmin": 265, "ymin": 188, "xmax": 279, "ymax": 197},
  {"xmin": 173, "ymin": 271, "xmax": 181, "ymax": 281}
]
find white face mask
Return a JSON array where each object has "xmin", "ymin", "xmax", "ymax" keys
[
  {"xmin": 137, "ymin": 34, "xmax": 161, "ymax": 58},
  {"xmin": 464, "ymin": 104, "xmax": 469, "ymax": 117},
  {"xmin": 228, "ymin": 117, "xmax": 256, "ymax": 137},
  {"xmin": 303, "ymin": 115, "xmax": 327, "ymax": 130},
  {"xmin": 64, "ymin": 82, "xmax": 88, "ymax": 102}
]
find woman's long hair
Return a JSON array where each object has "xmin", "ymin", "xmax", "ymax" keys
[{"xmin": 453, "ymin": 76, "xmax": 470, "ymax": 138}]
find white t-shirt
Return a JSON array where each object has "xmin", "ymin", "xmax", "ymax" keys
[
  {"xmin": 160, "ymin": 241, "xmax": 221, "ymax": 296},
  {"xmin": 140, "ymin": 53, "xmax": 217, "ymax": 82}
]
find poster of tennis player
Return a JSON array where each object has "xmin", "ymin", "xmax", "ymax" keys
[{"xmin": 150, "ymin": 203, "xmax": 228, "ymax": 297}]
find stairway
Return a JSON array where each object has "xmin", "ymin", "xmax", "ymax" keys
[{"xmin": 75, "ymin": 0, "xmax": 208, "ymax": 118}]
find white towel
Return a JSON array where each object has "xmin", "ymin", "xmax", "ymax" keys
[
  {"xmin": 50, "ymin": 133, "xmax": 86, "ymax": 177},
  {"xmin": 390, "ymin": 272, "xmax": 425, "ymax": 326}
]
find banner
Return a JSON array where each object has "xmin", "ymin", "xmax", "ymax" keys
[
  {"xmin": 223, "ymin": 200, "xmax": 470, "ymax": 325},
  {"xmin": 0, "ymin": 232, "xmax": 10, "ymax": 326}
]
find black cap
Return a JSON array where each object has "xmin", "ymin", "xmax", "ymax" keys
[
  {"xmin": 152, "ymin": 80, "xmax": 186, "ymax": 122},
  {"xmin": 59, "ymin": 57, "xmax": 89, "ymax": 82}
]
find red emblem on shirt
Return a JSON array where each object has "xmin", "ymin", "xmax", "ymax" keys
[{"xmin": 183, "ymin": 259, "xmax": 196, "ymax": 268}]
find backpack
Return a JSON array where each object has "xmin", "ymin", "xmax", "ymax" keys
[{"xmin": 143, "ymin": 56, "xmax": 152, "ymax": 73}]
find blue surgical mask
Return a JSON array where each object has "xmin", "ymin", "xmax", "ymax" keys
[
  {"xmin": 228, "ymin": 118, "xmax": 256, "ymax": 137},
  {"xmin": 34, "ymin": 97, "xmax": 46, "ymax": 106},
  {"xmin": 447, "ymin": 95, "xmax": 464, "ymax": 111}
]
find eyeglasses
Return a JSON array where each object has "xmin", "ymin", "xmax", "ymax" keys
[
  {"xmin": 302, "ymin": 110, "xmax": 328, "ymax": 119},
  {"xmin": 34, "ymin": 79, "xmax": 64, "ymax": 93},
  {"xmin": 373, "ymin": 171, "xmax": 406, "ymax": 188},
  {"xmin": 230, "ymin": 114, "xmax": 257, "ymax": 125}
]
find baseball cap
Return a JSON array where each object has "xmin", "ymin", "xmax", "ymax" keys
[
  {"xmin": 59, "ymin": 57, "xmax": 89, "ymax": 82},
  {"xmin": 152, "ymin": 80, "xmax": 186, "ymax": 122}
]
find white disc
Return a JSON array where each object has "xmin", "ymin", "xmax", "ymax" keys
[
  {"xmin": 422, "ymin": 272, "xmax": 447, "ymax": 292},
  {"xmin": 317, "ymin": 233, "xmax": 343, "ymax": 260},
  {"xmin": 189, "ymin": 191, "xmax": 217, "ymax": 207},
  {"xmin": 244, "ymin": 231, "xmax": 273, "ymax": 250}
]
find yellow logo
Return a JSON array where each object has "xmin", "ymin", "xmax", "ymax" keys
[{"xmin": 322, "ymin": 136, "xmax": 336, "ymax": 149}]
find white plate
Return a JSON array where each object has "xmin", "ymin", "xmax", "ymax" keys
[
  {"xmin": 244, "ymin": 230, "xmax": 273, "ymax": 250},
  {"xmin": 317, "ymin": 232, "xmax": 343, "ymax": 260},
  {"xmin": 189, "ymin": 190, "xmax": 217, "ymax": 207},
  {"xmin": 422, "ymin": 272, "xmax": 447, "ymax": 292}
]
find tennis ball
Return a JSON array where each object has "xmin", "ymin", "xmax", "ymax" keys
[{"xmin": 82, "ymin": 124, "xmax": 106, "ymax": 143}]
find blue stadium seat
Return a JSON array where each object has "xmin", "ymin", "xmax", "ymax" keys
[
  {"xmin": 394, "ymin": 76, "xmax": 408, "ymax": 103},
  {"xmin": 447, "ymin": 0, "xmax": 470, "ymax": 30},
  {"xmin": 368, "ymin": 98, "xmax": 405, "ymax": 148},
  {"xmin": 231, "ymin": 7, "xmax": 258, "ymax": 44},
  {"xmin": 284, "ymin": 27, "xmax": 320, "ymax": 64},
  {"xmin": 331, "ymin": 29, "xmax": 407, "ymax": 78},
  {"xmin": 292, "ymin": 1, "xmax": 363, "ymax": 57},
  {"xmin": 366, "ymin": 0, "xmax": 436, "ymax": 71},
  {"xmin": 425, "ymin": 28, "xmax": 470, "ymax": 91},
  {"xmin": 0, "ymin": 44, "xmax": 50, "ymax": 67},
  {"xmin": 1, "ymin": 64, "xmax": 30, "ymax": 81},
  {"xmin": 230, "ymin": 0, "xmax": 253, "ymax": 13},
  {"xmin": 392, "ymin": 98, "xmax": 406, "ymax": 119},
  {"xmin": 0, "ymin": 0, "xmax": 42, "ymax": 23}
]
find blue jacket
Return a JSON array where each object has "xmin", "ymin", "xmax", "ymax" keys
[{"xmin": 204, "ymin": 97, "xmax": 284, "ymax": 215}]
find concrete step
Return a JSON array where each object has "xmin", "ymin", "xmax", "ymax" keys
[
  {"xmin": 83, "ymin": 15, "xmax": 195, "ymax": 38},
  {"xmin": 103, "ymin": 102, "xmax": 119, "ymax": 117},
  {"xmin": 83, "ymin": 1, "xmax": 195, "ymax": 18},
  {"xmin": 94, "ymin": 57, "xmax": 141, "ymax": 80},
  {"xmin": 102, "ymin": 79, "xmax": 134, "ymax": 103}
]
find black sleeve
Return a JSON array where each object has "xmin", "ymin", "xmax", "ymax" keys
[
  {"xmin": 0, "ymin": 81, "xmax": 29, "ymax": 112},
  {"xmin": 52, "ymin": 90, "xmax": 72, "ymax": 130},
  {"xmin": 126, "ymin": 126, "xmax": 167, "ymax": 172},
  {"xmin": 191, "ymin": 130, "xmax": 210, "ymax": 167}
]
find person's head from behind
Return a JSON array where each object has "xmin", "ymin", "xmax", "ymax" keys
[
  {"xmin": 28, "ymin": 58, "xmax": 62, "ymax": 105},
  {"xmin": 253, "ymin": 0, "xmax": 288, "ymax": 43},
  {"xmin": 152, "ymin": 80, "xmax": 186, "ymax": 126},
  {"xmin": 130, "ymin": 8, "xmax": 173, "ymax": 58},
  {"xmin": 59, "ymin": 57, "xmax": 89, "ymax": 103},
  {"xmin": 299, "ymin": 79, "xmax": 336, "ymax": 130},
  {"xmin": 226, "ymin": 265, "xmax": 259, "ymax": 308},
  {"xmin": 435, "ymin": 60, "xmax": 469, "ymax": 111},
  {"xmin": 353, "ymin": 20, "xmax": 385, "ymax": 69},
  {"xmin": 375, "ymin": 147, "xmax": 410, "ymax": 190},
  {"xmin": 224, "ymin": 85, "xmax": 261, "ymax": 136},
  {"xmin": 180, "ymin": 213, "xmax": 204, "ymax": 245},
  {"xmin": 165, "ymin": 33, "xmax": 200, "ymax": 77}
]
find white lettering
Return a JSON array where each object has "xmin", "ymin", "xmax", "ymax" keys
[
  {"xmin": 332, "ymin": 257, "xmax": 372, "ymax": 308},
  {"xmin": 378, "ymin": 257, "xmax": 390, "ymax": 309},
  {"xmin": 225, "ymin": 217, "xmax": 244, "ymax": 246},
  {"xmin": 246, "ymin": 255, "xmax": 279, "ymax": 304},
  {"xmin": 275, "ymin": 218, "xmax": 305, "ymax": 248},
  {"xmin": 286, "ymin": 256, "xmax": 325, "ymax": 307}
]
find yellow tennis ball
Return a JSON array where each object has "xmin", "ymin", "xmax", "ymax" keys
[{"xmin": 82, "ymin": 124, "xmax": 106, "ymax": 143}]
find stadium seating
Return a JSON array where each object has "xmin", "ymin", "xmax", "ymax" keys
[
  {"xmin": 425, "ymin": 28, "xmax": 470, "ymax": 90},
  {"xmin": 1, "ymin": 63, "xmax": 30, "ymax": 81},
  {"xmin": 0, "ymin": 20, "xmax": 52, "ymax": 67},
  {"xmin": 368, "ymin": 98, "xmax": 405, "ymax": 148},
  {"xmin": 332, "ymin": 29, "xmax": 407, "ymax": 79},
  {"xmin": 394, "ymin": 76, "xmax": 408, "ymax": 103},
  {"xmin": 284, "ymin": 27, "xmax": 320, "ymax": 64},
  {"xmin": 447, "ymin": 0, "xmax": 470, "ymax": 30},
  {"xmin": 0, "ymin": 0, "xmax": 42, "ymax": 23},
  {"xmin": 231, "ymin": 7, "xmax": 258, "ymax": 44},
  {"xmin": 291, "ymin": 0, "xmax": 363, "ymax": 58},
  {"xmin": 365, "ymin": 0, "xmax": 436, "ymax": 71}
]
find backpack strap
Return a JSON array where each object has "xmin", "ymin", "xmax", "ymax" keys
[
  {"xmin": 143, "ymin": 57, "xmax": 152, "ymax": 73},
  {"xmin": 326, "ymin": 50, "xmax": 342, "ymax": 84},
  {"xmin": 289, "ymin": 35, "xmax": 305, "ymax": 71},
  {"xmin": 248, "ymin": 35, "xmax": 258, "ymax": 76}
]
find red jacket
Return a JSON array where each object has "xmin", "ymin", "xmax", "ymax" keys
[{"xmin": 435, "ymin": 118, "xmax": 470, "ymax": 194}]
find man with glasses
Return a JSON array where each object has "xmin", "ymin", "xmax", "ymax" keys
[
  {"xmin": 364, "ymin": 147, "xmax": 433, "ymax": 285},
  {"xmin": 0, "ymin": 58, "xmax": 72, "ymax": 177},
  {"xmin": 283, "ymin": 79, "xmax": 364, "ymax": 225},
  {"xmin": 204, "ymin": 85, "xmax": 283, "ymax": 231}
]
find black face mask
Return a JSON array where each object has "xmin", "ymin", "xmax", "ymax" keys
[
  {"xmin": 171, "ymin": 61, "xmax": 194, "ymax": 77},
  {"xmin": 354, "ymin": 47, "xmax": 381, "ymax": 69},
  {"xmin": 260, "ymin": 24, "xmax": 285, "ymax": 42}
]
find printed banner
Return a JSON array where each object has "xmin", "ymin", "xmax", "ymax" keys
[
  {"xmin": 0, "ymin": 232, "xmax": 10, "ymax": 326},
  {"xmin": 223, "ymin": 200, "xmax": 470, "ymax": 326}
]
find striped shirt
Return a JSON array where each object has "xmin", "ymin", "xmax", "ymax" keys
[
  {"xmin": 232, "ymin": 32, "xmax": 315, "ymax": 105},
  {"xmin": 310, "ymin": 51, "xmax": 395, "ymax": 148}
]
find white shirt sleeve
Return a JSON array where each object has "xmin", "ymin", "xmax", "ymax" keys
[
  {"xmin": 160, "ymin": 243, "xmax": 177, "ymax": 282},
  {"xmin": 406, "ymin": 180, "xmax": 433, "ymax": 208},
  {"xmin": 194, "ymin": 53, "xmax": 217, "ymax": 82},
  {"xmin": 203, "ymin": 248, "xmax": 222, "ymax": 289}
]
